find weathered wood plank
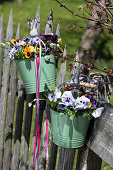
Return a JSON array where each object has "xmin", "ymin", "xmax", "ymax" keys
[
  {"xmin": 2, "ymin": 23, "xmax": 20, "ymax": 170},
  {"xmin": 47, "ymin": 20, "xmax": 60, "ymax": 170},
  {"xmin": 38, "ymin": 116, "xmax": 47, "ymax": 170},
  {"xmin": 19, "ymin": 94, "xmax": 35, "ymax": 170},
  {"xmin": 75, "ymin": 145, "xmax": 102, "ymax": 170},
  {"xmin": 0, "ymin": 14, "xmax": 4, "ymax": 91},
  {"xmin": 56, "ymin": 46, "xmax": 76, "ymax": 170},
  {"xmin": 57, "ymin": 148, "xmax": 75, "ymax": 170},
  {"xmin": 11, "ymin": 78, "xmax": 25, "ymax": 170},
  {"xmin": 86, "ymin": 102, "xmax": 113, "ymax": 168},
  {"xmin": 55, "ymin": 20, "xmax": 60, "ymax": 37},
  {"xmin": 27, "ymin": 6, "xmax": 41, "ymax": 170},
  {"xmin": 48, "ymin": 142, "xmax": 58, "ymax": 170},
  {"xmin": 57, "ymin": 46, "xmax": 66, "ymax": 85},
  {"xmin": 45, "ymin": 8, "xmax": 53, "ymax": 35},
  {"xmin": 0, "ymin": 9, "xmax": 13, "ymax": 170},
  {"xmin": 38, "ymin": 8, "xmax": 54, "ymax": 170},
  {"xmin": 2, "ymin": 59, "xmax": 17, "ymax": 170},
  {"xmin": 28, "ymin": 94, "xmax": 46, "ymax": 170}
]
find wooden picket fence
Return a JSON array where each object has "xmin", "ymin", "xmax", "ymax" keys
[{"xmin": 0, "ymin": 5, "xmax": 113, "ymax": 170}]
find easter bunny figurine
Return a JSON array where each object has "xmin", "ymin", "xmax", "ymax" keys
[{"xmin": 27, "ymin": 18, "xmax": 38, "ymax": 37}]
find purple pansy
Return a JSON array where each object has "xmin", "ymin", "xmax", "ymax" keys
[
  {"xmin": 8, "ymin": 47, "xmax": 19, "ymax": 59},
  {"xmin": 74, "ymin": 96, "xmax": 90, "ymax": 110},
  {"xmin": 61, "ymin": 91, "xmax": 75, "ymax": 106},
  {"xmin": 48, "ymin": 88, "xmax": 61, "ymax": 102},
  {"xmin": 58, "ymin": 102, "xmax": 67, "ymax": 110},
  {"xmin": 23, "ymin": 37, "xmax": 30, "ymax": 42},
  {"xmin": 28, "ymin": 38, "xmax": 36, "ymax": 45},
  {"xmin": 90, "ymin": 99, "xmax": 96, "ymax": 108}
]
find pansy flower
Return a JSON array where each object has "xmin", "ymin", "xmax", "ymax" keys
[
  {"xmin": 74, "ymin": 96, "xmax": 91, "ymax": 110},
  {"xmin": 83, "ymin": 93, "xmax": 96, "ymax": 109},
  {"xmin": 58, "ymin": 102, "xmax": 67, "ymax": 110},
  {"xmin": 61, "ymin": 91, "xmax": 75, "ymax": 106},
  {"xmin": 24, "ymin": 45, "xmax": 35, "ymax": 58},
  {"xmin": 48, "ymin": 88, "xmax": 61, "ymax": 102},
  {"xmin": 11, "ymin": 39, "xmax": 16, "ymax": 45},
  {"xmin": 8, "ymin": 47, "xmax": 20, "ymax": 59}
]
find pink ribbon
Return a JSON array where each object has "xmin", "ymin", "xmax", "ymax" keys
[
  {"xmin": 32, "ymin": 47, "xmax": 41, "ymax": 170},
  {"xmin": 46, "ymin": 109, "xmax": 48, "ymax": 160}
]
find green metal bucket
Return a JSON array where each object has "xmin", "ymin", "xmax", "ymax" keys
[
  {"xmin": 50, "ymin": 109, "xmax": 91, "ymax": 148},
  {"xmin": 15, "ymin": 55, "xmax": 56, "ymax": 94}
]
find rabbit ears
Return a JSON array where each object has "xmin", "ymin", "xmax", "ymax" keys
[{"xmin": 27, "ymin": 18, "xmax": 38, "ymax": 30}]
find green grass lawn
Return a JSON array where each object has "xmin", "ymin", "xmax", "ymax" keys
[{"xmin": 1, "ymin": 0, "xmax": 113, "ymax": 169}]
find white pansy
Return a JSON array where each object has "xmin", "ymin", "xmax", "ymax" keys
[{"xmin": 74, "ymin": 96, "xmax": 90, "ymax": 110}]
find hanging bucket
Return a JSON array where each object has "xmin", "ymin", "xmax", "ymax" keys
[
  {"xmin": 15, "ymin": 54, "xmax": 56, "ymax": 94},
  {"xmin": 50, "ymin": 109, "xmax": 91, "ymax": 148}
]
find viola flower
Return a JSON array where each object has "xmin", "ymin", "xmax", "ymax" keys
[
  {"xmin": 84, "ymin": 94, "xmax": 96, "ymax": 109},
  {"xmin": 90, "ymin": 99, "xmax": 96, "ymax": 109},
  {"xmin": 29, "ymin": 38, "xmax": 36, "ymax": 45},
  {"xmin": 92, "ymin": 107, "xmax": 104, "ymax": 118},
  {"xmin": 11, "ymin": 39, "xmax": 16, "ymax": 45},
  {"xmin": 58, "ymin": 102, "xmax": 67, "ymax": 110},
  {"xmin": 24, "ymin": 45, "xmax": 35, "ymax": 58},
  {"xmin": 19, "ymin": 40, "xmax": 26, "ymax": 46},
  {"xmin": 48, "ymin": 88, "xmax": 61, "ymax": 102},
  {"xmin": 16, "ymin": 39, "xmax": 21, "ymax": 43},
  {"xmin": 61, "ymin": 91, "xmax": 75, "ymax": 106},
  {"xmin": 8, "ymin": 47, "xmax": 19, "ymax": 59},
  {"xmin": 23, "ymin": 37, "xmax": 30, "ymax": 42},
  {"xmin": 74, "ymin": 96, "xmax": 90, "ymax": 110}
]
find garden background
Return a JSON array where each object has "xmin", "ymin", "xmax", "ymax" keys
[{"xmin": 0, "ymin": 0, "xmax": 113, "ymax": 169}]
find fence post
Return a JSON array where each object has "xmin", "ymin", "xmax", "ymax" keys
[
  {"xmin": 2, "ymin": 23, "xmax": 20, "ymax": 170},
  {"xmin": 27, "ymin": 5, "xmax": 41, "ymax": 170},
  {"xmin": 0, "ymin": 14, "xmax": 4, "ymax": 90},
  {"xmin": 11, "ymin": 77, "xmax": 25, "ymax": 170},
  {"xmin": 38, "ymin": 8, "xmax": 54, "ymax": 170},
  {"xmin": 0, "ymin": 9, "xmax": 13, "ymax": 170},
  {"xmin": 47, "ymin": 21, "xmax": 61, "ymax": 170},
  {"xmin": 56, "ymin": 46, "xmax": 76, "ymax": 170},
  {"xmin": 75, "ymin": 145, "xmax": 102, "ymax": 170}
]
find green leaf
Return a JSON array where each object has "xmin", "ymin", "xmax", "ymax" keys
[
  {"xmin": 60, "ymin": 112, "xmax": 64, "ymax": 116},
  {"xmin": 70, "ymin": 114, "xmax": 75, "ymax": 120}
]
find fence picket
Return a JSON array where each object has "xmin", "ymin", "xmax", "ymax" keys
[
  {"xmin": 57, "ymin": 45, "xmax": 66, "ymax": 85},
  {"xmin": 11, "ymin": 77, "xmax": 25, "ymax": 170},
  {"xmin": 3, "ymin": 57, "xmax": 17, "ymax": 170},
  {"xmin": 56, "ymin": 46, "xmax": 76, "ymax": 170},
  {"xmin": 45, "ymin": 8, "xmax": 53, "ymax": 35},
  {"xmin": 2, "ymin": 23, "xmax": 20, "ymax": 170},
  {"xmin": 0, "ymin": 9, "xmax": 13, "ymax": 170},
  {"xmin": 57, "ymin": 148, "xmax": 75, "ymax": 170},
  {"xmin": 47, "ymin": 20, "xmax": 61, "ymax": 170},
  {"xmin": 19, "ymin": 94, "xmax": 35, "ymax": 170},
  {"xmin": 38, "ymin": 8, "xmax": 54, "ymax": 170},
  {"xmin": 76, "ymin": 146, "xmax": 102, "ymax": 170},
  {"xmin": 28, "ymin": 6, "xmax": 41, "ymax": 170},
  {"xmin": 55, "ymin": 20, "xmax": 60, "ymax": 37},
  {"xmin": 0, "ymin": 14, "xmax": 4, "ymax": 90}
]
